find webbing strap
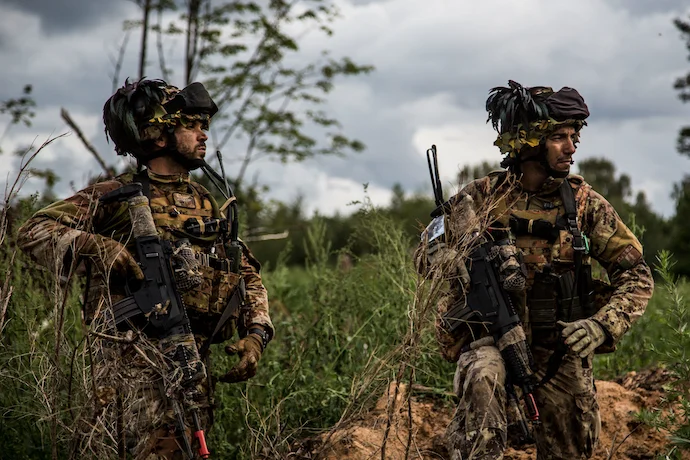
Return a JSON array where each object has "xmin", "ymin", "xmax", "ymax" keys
[
  {"xmin": 133, "ymin": 169, "xmax": 151, "ymax": 200},
  {"xmin": 540, "ymin": 179, "xmax": 585, "ymax": 387},
  {"xmin": 199, "ymin": 279, "xmax": 246, "ymax": 359}
]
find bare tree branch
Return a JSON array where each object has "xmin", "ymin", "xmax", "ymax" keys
[
  {"xmin": 60, "ymin": 108, "xmax": 111, "ymax": 176},
  {"xmin": 155, "ymin": 5, "xmax": 171, "ymax": 81},
  {"xmin": 111, "ymin": 32, "xmax": 131, "ymax": 94},
  {"xmin": 184, "ymin": 0, "xmax": 202, "ymax": 85},
  {"xmin": 139, "ymin": 0, "xmax": 152, "ymax": 79}
]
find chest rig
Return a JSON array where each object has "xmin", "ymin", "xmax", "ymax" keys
[
  {"xmin": 490, "ymin": 173, "xmax": 595, "ymax": 342},
  {"xmin": 130, "ymin": 170, "xmax": 245, "ymax": 343}
]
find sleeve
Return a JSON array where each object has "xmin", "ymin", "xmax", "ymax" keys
[
  {"xmin": 584, "ymin": 189, "xmax": 654, "ymax": 346},
  {"xmin": 415, "ymin": 177, "xmax": 490, "ymax": 277},
  {"xmin": 237, "ymin": 240, "xmax": 274, "ymax": 339},
  {"xmin": 415, "ymin": 178, "xmax": 492, "ymax": 361},
  {"xmin": 17, "ymin": 180, "xmax": 127, "ymax": 274}
]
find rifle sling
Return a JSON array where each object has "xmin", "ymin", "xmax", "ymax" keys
[{"xmin": 133, "ymin": 169, "xmax": 151, "ymax": 200}]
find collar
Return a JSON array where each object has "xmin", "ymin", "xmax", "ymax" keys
[
  {"xmin": 145, "ymin": 168, "xmax": 191, "ymax": 184},
  {"xmin": 514, "ymin": 175, "xmax": 566, "ymax": 197}
]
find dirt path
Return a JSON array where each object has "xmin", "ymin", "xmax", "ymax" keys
[{"xmin": 293, "ymin": 368, "xmax": 685, "ymax": 460}]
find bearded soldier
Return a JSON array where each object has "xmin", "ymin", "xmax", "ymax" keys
[
  {"xmin": 416, "ymin": 81, "xmax": 653, "ymax": 459},
  {"xmin": 18, "ymin": 79, "xmax": 273, "ymax": 459}
]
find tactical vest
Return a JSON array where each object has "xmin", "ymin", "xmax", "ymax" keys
[
  {"xmin": 487, "ymin": 172, "xmax": 598, "ymax": 343},
  {"xmin": 116, "ymin": 170, "xmax": 243, "ymax": 341}
]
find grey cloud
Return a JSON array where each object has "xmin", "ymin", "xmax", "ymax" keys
[
  {"xmin": 2, "ymin": 0, "xmax": 128, "ymax": 34},
  {"xmin": 605, "ymin": 0, "xmax": 689, "ymax": 17},
  {"xmin": 3, "ymin": 0, "xmax": 690, "ymax": 221}
]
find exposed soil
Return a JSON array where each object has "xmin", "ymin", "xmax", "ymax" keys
[{"xmin": 290, "ymin": 368, "xmax": 687, "ymax": 460}]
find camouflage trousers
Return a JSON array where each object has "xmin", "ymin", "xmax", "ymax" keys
[
  {"xmin": 447, "ymin": 343, "xmax": 600, "ymax": 460},
  {"xmin": 84, "ymin": 331, "xmax": 213, "ymax": 460},
  {"xmin": 124, "ymin": 378, "xmax": 212, "ymax": 460}
]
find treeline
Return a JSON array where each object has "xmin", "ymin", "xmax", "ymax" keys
[{"xmin": 235, "ymin": 158, "xmax": 679, "ymax": 278}]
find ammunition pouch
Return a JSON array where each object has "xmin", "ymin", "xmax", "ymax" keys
[
  {"xmin": 181, "ymin": 254, "xmax": 242, "ymax": 316},
  {"xmin": 529, "ymin": 266, "xmax": 597, "ymax": 342},
  {"xmin": 183, "ymin": 254, "xmax": 244, "ymax": 343},
  {"xmin": 111, "ymin": 250, "xmax": 243, "ymax": 343}
]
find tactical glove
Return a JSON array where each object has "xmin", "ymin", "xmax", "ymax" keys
[
  {"xmin": 219, "ymin": 334, "xmax": 263, "ymax": 383},
  {"xmin": 557, "ymin": 319, "xmax": 607, "ymax": 358},
  {"xmin": 74, "ymin": 233, "xmax": 144, "ymax": 280}
]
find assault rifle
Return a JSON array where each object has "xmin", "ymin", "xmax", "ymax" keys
[
  {"xmin": 423, "ymin": 145, "xmax": 540, "ymax": 439},
  {"xmin": 100, "ymin": 183, "xmax": 210, "ymax": 460}
]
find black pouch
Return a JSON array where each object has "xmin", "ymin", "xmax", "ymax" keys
[
  {"xmin": 529, "ymin": 270, "xmax": 559, "ymax": 332},
  {"xmin": 556, "ymin": 270, "xmax": 582, "ymax": 321},
  {"xmin": 529, "ymin": 267, "xmax": 590, "ymax": 333}
]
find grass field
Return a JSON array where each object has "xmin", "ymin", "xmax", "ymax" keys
[{"xmin": 1, "ymin": 204, "xmax": 687, "ymax": 459}]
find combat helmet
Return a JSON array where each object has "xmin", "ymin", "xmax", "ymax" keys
[
  {"xmin": 485, "ymin": 80, "xmax": 589, "ymax": 175},
  {"xmin": 103, "ymin": 78, "xmax": 218, "ymax": 162}
]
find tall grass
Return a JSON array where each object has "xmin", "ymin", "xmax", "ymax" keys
[
  {"xmin": 3, "ymin": 174, "xmax": 687, "ymax": 458},
  {"xmin": 634, "ymin": 251, "xmax": 690, "ymax": 458},
  {"xmin": 1, "ymin": 192, "xmax": 453, "ymax": 459},
  {"xmin": 209, "ymin": 202, "xmax": 452, "ymax": 458}
]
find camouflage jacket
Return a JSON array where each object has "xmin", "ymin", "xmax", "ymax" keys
[
  {"xmin": 18, "ymin": 169, "xmax": 273, "ymax": 342},
  {"xmin": 419, "ymin": 171, "xmax": 653, "ymax": 362}
]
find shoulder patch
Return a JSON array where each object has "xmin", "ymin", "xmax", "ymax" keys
[{"xmin": 615, "ymin": 244, "xmax": 643, "ymax": 270}]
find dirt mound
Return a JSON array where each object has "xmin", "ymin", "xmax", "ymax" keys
[{"xmin": 292, "ymin": 369, "xmax": 684, "ymax": 460}]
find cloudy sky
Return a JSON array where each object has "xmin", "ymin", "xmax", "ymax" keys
[{"xmin": 1, "ymin": 0, "xmax": 689, "ymax": 218}]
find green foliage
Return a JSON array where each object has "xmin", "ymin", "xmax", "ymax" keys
[
  {"xmin": 457, "ymin": 161, "xmax": 501, "ymax": 189},
  {"xmin": 206, "ymin": 201, "xmax": 449, "ymax": 458},
  {"xmin": 577, "ymin": 158, "xmax": 670, "ymax": 265},
  {"xmin": 0, "ymin": 196, "xmax": 85, "ymax": 460},
  {"xmin": 669, "ymin": 177, "xmax": 690, "ymax": 278},
  {"xmin": 593, "ymin": 279, "xmax": 671, "ymax": 379},
  {"xmin": 0, "ymin": 84, "xmax": 36, "ymax": 153},
  {"xmin": 674, "ymin": 15, "xmax": 690, "ymax": 157},
  {"xmin": 128, "ymin": 0, "xmax": 373, "ymax": 188},
  {"xmin": 0, "ymin": 84, "xmax": 35, "ymax": 129},
  {"xmin": 634, "ymin": 251, "xmax": 690, "ymax": 458},
  {"xmin": 1, "ymin": 195, "xmax": 451, "ymax": 459},
  {"xmin": 247, "ymin": 184, "xmax": 436, "ymax": 269}
]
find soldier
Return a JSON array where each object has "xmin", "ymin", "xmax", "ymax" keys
[
  {"xmin": 18, "ymin": 79, "xmax": 274, "ymax": 459},
  {"xmin": 416, "ymin": 81, "xmax": 653, "ymax": 459}
]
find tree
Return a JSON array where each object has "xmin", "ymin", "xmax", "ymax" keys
[
  {"xmin": 457, "ymin": 161, "xmax": 501, "ymax": 189},
  {"xmin": 670, "ymin": 14, "xmax": 690, "ymax": 275},
  {"xmin": 669, "ymin": 177, "xmax": 690, "ymax": 277},
  {"xmin": 577, "ymin": 158, "xmax": 669, "ymax": 266},
  {"xmin": 673, "ymin": 15, "xmax": 690, "ymax": 156},
  {"xmin": 120, "ymin": 0, "xmax": 373, "ymax": 189},
  {"xmin": 0, "ymin": 85, "xmax": 36, "ymax": 152},
  {"xmin": 576, "ymin": 158, "xmax": 631, "ymax": 211}
]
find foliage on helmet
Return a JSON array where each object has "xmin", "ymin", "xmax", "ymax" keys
[
  {"xmin": 103, "ymin": 78, "xmax": 181, "ymax": 157},
  {"xmin": 485, "ymin": 80, "xmax": 589, "ymax": 157}
]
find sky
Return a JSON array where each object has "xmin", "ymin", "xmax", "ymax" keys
[{"xmin": 1, "ymin": 0, "xmax": 689, "ymax": 218}]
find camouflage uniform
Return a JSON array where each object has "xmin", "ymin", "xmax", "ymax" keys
[
  {"xmin": 18, "ymin": 169, "xmax": 273, "ymax": 459},
  {"xmin": 423, "ymin": 172, "xmax": 653, "ymax": 460}
]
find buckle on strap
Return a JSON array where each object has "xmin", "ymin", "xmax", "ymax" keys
[{"xmin": 566, "ymin": 216, "xmax": 587, "ymax": 253}]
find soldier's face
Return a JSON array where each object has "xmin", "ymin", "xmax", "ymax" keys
[
  {"xmin": 174, "ymin": 121, "xmax": 208, "ymax": 162},
  {"xmin": 544, "ymin": 126, "xmax": 579, "ymax": 174}
]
